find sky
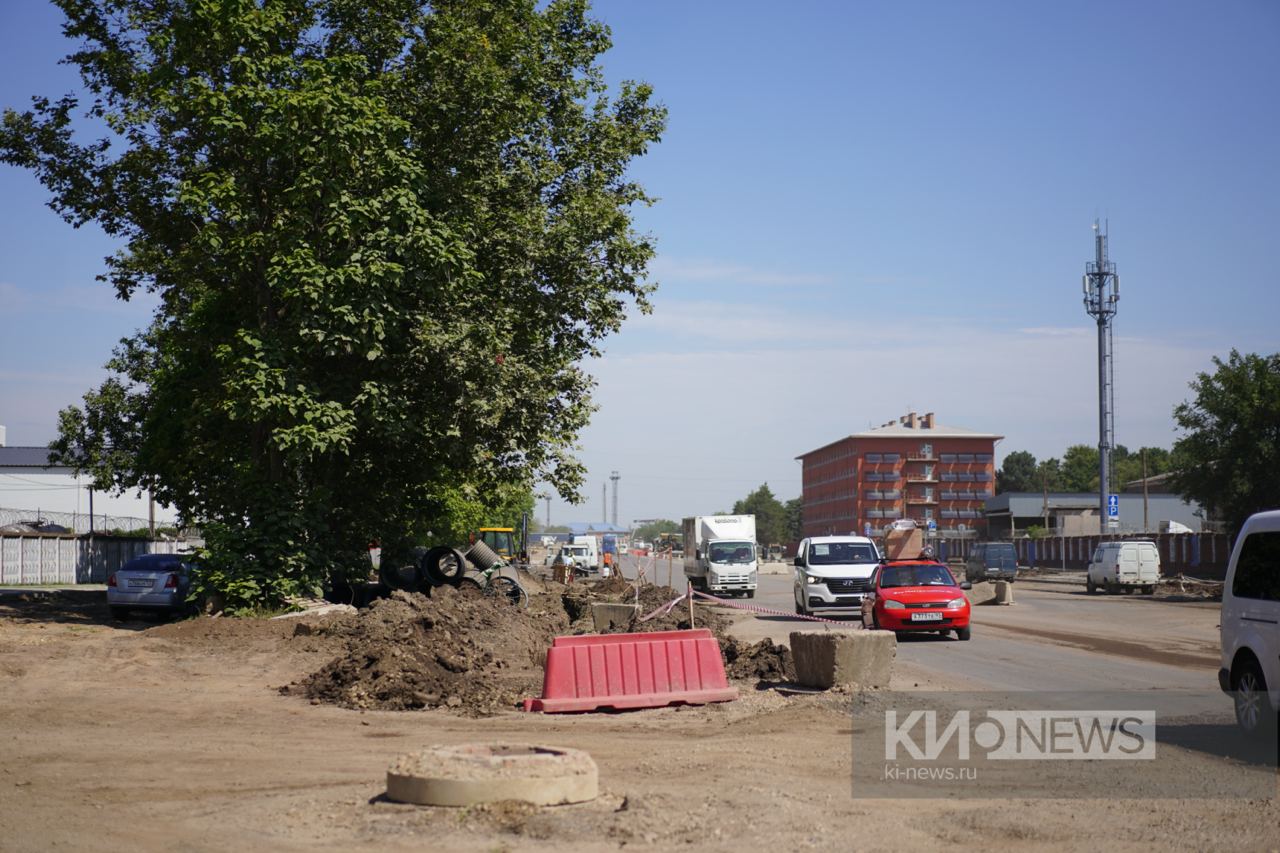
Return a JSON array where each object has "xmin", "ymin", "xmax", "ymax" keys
[{"xmin": 1, "ymin": 0, "xmax": 1277, "ymax": 529}]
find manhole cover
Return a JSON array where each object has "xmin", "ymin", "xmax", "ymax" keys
[{"xmin": 386, "ymin": 743, "xmax": 598, "ymax": 806}]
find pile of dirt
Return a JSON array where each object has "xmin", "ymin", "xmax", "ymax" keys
[
  {"xmin": 614, "ymin": 584, "xmax": 733, "ymax": 638},
  {"xmin": 592, "ymin": 574, "xmax": 633, "ymax": 596},
  {"xmin": 283, "ymin": 587, "xmax": 567, "ymax": 714},
  {"xmin": 720, "ymin": 637, "xmax": 794, "ymax": 682}
]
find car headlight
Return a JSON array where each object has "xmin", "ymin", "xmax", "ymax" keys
[
  {"xmin": 883, "ymin": 600, "xmax": 905, "ymax": 610},
  {"xmin": 806, "ymin": 575, "xmax": 820, "ymax": 585},
  {"xmin": 947, "ymin": 597, "xmax": 967, "ymax": 609}
]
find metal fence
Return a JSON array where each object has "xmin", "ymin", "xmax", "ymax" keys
[
  {"xmin": 0, "ymin": 506, "xmax": 163, "ymax": 535},
  {"xmin": 1015, "ymin": 532, "xmax": 1235, "ymax": 578},
  {"xmin": 0, "ymin": 534, "xmax": 198, "ymax": 585}
]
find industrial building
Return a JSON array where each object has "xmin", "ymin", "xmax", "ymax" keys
[{"xmin": 796, "ymin": 412, "xmax": 1002, "ymax": 538}]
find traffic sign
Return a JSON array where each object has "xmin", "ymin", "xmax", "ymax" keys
[
  {"xmin": 1107, "ymin": 494, "xmax": 1119, "ymax": 518},
  {"xmin": 926, "ymin": 519, "xmax": 937, "ymax": 532}
]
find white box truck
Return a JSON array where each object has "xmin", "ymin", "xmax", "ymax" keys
[{"xmin": 683, "ymin": 515, "xmax": 758, "ymax": 598}]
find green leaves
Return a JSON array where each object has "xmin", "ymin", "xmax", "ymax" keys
[
  {"xmin": 9, "ymin": 0, "xmax": 663, "ymax": 608},
  {"xmin": 1169, "ymin": 350, "xmax": 1280, "ymax": 537}
]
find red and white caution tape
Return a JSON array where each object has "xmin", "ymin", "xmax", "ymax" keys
[
  {"xmin": 638, "ymin": 591, "xmax": 686, "ymax": 623},
  {"xmin": 690, "ymin": 589, "xmax": 863, "ymax": 627}
]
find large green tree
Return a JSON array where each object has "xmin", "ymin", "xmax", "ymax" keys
[
  {"xmin": 732, "ymin": 483, "xmax": 787, "ymax": 546},
  {"xmin": 996, "ymin": 450, "xmax": 1037, "ymax": 493},
  {"xmin": 1169, "ymin": 350, "xmax": 1280, "ymax": 536},
  {"xmin": 3, "ymin": 0, "xmax": 664, "ymax": 609}
]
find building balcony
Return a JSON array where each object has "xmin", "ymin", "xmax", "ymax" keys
[
  {"xmin": 906, "ymin": 495, "xmax": 938, "ymax": 505},
  {"xmin": 904, "ymin": 473, "xmax": 938, "ymax": 482}
]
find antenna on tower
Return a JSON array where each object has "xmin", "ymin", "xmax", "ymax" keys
[{"xmin": 1082, "ymin": 220, "xmax": 1120, "ymax": 535}]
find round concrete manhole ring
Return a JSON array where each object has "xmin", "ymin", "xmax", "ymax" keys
[{"xmin": 386, "ymin": 744, "xmax": 598, "ymax": 807}]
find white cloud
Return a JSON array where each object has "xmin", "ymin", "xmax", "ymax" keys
[{"xmin": 563, "ymin": 322, "xmax": 1224, "ymax": 523}]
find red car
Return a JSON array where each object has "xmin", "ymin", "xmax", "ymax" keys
[{"xmin": 864, "ymin": 560, "xmax": 972, "ymax": 641}]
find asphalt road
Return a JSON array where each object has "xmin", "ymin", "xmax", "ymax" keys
[{"xmin": 615, "ymin": 553, "xmax": 1225, "ymax": 700}]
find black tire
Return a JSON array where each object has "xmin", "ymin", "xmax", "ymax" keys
[
  {"xmin": 109, "ymin": 606, "xmax": 129, "ymax": 621},
  {"xmin": 379, "ymin": 560, "xmax": 417, "ymax": 591},
  {"xmin": 794, "ymin": 596, "xmax": 806, "ymax": 616},
  {"xmin": 956, "ymin": 626, "xmax": 972, "ymax": 641},
  {"xmin": 745, "ymin": 590, "xmax": 755, "ymax": 600},
  {"xmin": 1086, "ymin": 578, "xmax": 1097, "ymax": 595},
  {"xmin": 1231, "ymin": 658, "xmax": 1277, "ymax": 737},
  {"xmin": 490, "ymin": 576, "xmax": 529, "ymax": 609},
  {"xmin": 1143, "ymin": 585, "xmax": 1155, "ymax": 595},
  {"xmin": 418, "ymin": 546, "xmax": 467, "ymax": 588}
]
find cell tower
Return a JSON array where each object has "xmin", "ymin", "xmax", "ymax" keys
[
  {"xmin": 1082, "ymin": 221, "xmax": 1120, "ymax": 534},
  {"xmin": 610, "ymin": 471, "xmax": 620, "ymax": 527}
]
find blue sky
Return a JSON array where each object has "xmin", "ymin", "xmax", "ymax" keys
[{"xmin": 2, "ymin": 0, "xmax": 1277, "ymax": 527}]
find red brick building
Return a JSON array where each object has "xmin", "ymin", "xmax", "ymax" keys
[{"xmin": 796, "ymin": 412, "xmax": 1003, "ymax": 538}]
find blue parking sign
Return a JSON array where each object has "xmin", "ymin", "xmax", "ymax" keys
[{"xmin": 1107, "ymin": 494, "xmax": 1119, "ymax": 518}]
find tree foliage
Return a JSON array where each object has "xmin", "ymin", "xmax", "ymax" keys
[
  {"xmin": 1169, "ymin": 350, "xmax": 1280, "ymax": 536},
  {"xmin": 732, "ymin": 483, "xmax": 788, "ymax": 546},
  {"xmin": 996, "ymin": 450, "xmax": 1037, "ymax": 493},
  {"xmin": 783, "ymin": 497, "xmax": 803, "ymax": 543},
  {"xmin": 4, "ymin": 0, "xmax": 664, "ymax": 610},
  {"xmin": 632, "ymin": 519, "xmax": 678, "ymax": 542}
]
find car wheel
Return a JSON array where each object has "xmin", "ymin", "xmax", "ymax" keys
[
  {"xmin": 1106, "ymin": 580, "xmax": 1118, "ymax": 595},
  {"xmin": 745, "ymin": 590, "xmax": 755, "ymax": 599},
  {"xmin": 956, "ymin": 626, "xmax": 972, "ymax": 641},
  {"xmin": 795, "ymin": 596, "xmax": 807, "ymax": 616},
  {"xmin": 1143, "ymin": 585, "xmax": 1155, "ymax": 595},
  {"xmin": 1086, "ymin": 578, "xmax": 1097, "ymax": 594},
  {"xmin": 109, "ymin": 606, "xmax": 129, "ymax": 621},
  {"xmin": 1232, "ymin": 659, "xmax": 1277, "ymax": 737}
]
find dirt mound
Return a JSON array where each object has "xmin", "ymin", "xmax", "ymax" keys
[
  {"xmin": 720, "ymin": 637, "xmax": 794, "ymax": 682},
  {"xmin": 592, "ymin": 574, "xmax": 633, "ymax": 596},
  {"xmin": 613, "ymin": 585, "xmax": 733, "ymax": 638},
  {"xmin": 284, "ymin": 587, "xmax": 567, "ymax": 714}
]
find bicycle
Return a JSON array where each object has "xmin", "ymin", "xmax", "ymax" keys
[{"xmin": 458, "ymin": 562, "xmax": 529, "ymax": 609}]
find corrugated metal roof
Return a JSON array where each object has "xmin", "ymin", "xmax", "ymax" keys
[{"xmin": 0, "ymin": 446, "xmax": 63, "ymax": 469}]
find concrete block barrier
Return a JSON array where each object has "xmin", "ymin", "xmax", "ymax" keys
[
  {"xmin": 994, "ymin": 581, "xmax": 1014, "ymax": 605},
  {"xmin": 790, "ymin": 630, "xmax": 896, "ymax": 690},
  {"xmin": 966, "ymin": 582, "xmax": 998, "ymax": 606},
  {"xmin": 591, "ymin": 602, "xmax": 639, "ymax": 631}
]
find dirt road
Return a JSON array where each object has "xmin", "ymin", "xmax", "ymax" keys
[{"xmin": 0, "ymin": 583, "xmax": 1276, "ymax": 852}]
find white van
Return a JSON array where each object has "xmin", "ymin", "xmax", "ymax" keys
[
  {"xmin": 793, "ymin": 536, "xmax": 881, "ymax": 617},
  {"xmin": 1219, "ymin": 510, "xmax": 1280, "ymax": 736},
  {"xmin": 1086, "ymin": 540, "xmax": 1160, "ymax": 595}
]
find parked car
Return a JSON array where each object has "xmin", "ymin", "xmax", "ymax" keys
[
  {"xmin": 1219, "ymin": 510, "xmax": 1280, "ymax": 737},
  {"xmin": 965, "ymin": 542, "xmax": 1018, "ymax": 583},
  {"xmin": 107, "ymin": 553, "xmax": 195, "ymax": 620},
  {"xmin": 793, "ymin": 535, "xmax": 881, "ymax": 617},
  {"xmin": 864, "ymin": 560, "xmax": 972, "ymax": 640},
  {"xmin": 1086, "ymin": 540, "xmax": 1160, "ymax": 594}
]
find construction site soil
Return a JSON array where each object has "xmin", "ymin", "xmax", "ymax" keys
[{"xmin": 3, "ymin": 584, "xmax": 1275, "ymax": 852}]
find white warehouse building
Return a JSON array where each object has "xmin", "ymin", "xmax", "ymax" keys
[{"xmin": 0, "ymin": 424, "xmax": 177, "ymax": 532}]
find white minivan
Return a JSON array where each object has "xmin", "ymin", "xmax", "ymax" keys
[
  {"xmin": 1086, "ymin": 540, "xmax": 1161, "ymax": 595},
  {"xmin": 1219, "ymin": 510, "xmax": 1280, "ymax": 737},
  {"xmin": 793, "ymin": 536, "xmax": 881, "ymax": 617}
]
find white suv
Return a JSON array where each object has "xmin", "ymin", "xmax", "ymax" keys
[
  {"xmin": 1219, "ymin": 510, "xmax": 1280, "ymax": 737},
  {"xmin": 793, "ymin": 536, "xmax": 881, "ymax": 617}
]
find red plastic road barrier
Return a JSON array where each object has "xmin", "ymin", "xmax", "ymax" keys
[{"xmin": 523, "ymin": 628, "xmax": 738, "ymax": 713}]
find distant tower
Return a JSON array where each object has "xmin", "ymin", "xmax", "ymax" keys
[
  {"xmin": 602, "ymin": 482, "xmax": 607, "ymax": 524},
  {"xmin": 1083, "ymin": 221, "xmax": 1120, "ymax": 534},
  {"xmin": 610, "ymin": 471, "xmax": 620, "ymax": 527}
]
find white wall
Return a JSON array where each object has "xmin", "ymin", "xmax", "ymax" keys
[{"xmin": 0, "ymin": 471, "xmax": 178, "ymax": 527}]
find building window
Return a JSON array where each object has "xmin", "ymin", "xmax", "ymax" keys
[
  {"xmin": 958, "ymin": 453, "xmax": 975, "ymax": 463},
  {"xmin": 940, "ymin": 453, "xmax": 956, "ymax": 463},
  {"xmin": 882, "ymin": 453, "xmax": 901, "ymax": 463},
  {"xmin": 976, "ymin": 453, "xmax": 993, "ymax": 463},
  {"xmin": 865, "ymin": 453, "xmax": 881, "ymax": 463}
]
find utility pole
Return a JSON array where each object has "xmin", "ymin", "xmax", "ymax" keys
[
  {"xmin": 1141, "ymin": 448, "xmax": 1149, "ymax": 533},
  {"xmin": 602, "ymin": 482, "xmax": 607, "ymax": 525},
  {"xmin": 610, "ymin": 471, "xmax": 620, "ymax": 527},
  {"xmin": 1083, "ymin": 221, "xmax": 1120, "ymax": 536}
]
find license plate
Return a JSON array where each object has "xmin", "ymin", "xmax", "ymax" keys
[
  {"xmin": 128, "ymin": 579, "xmax": 153, "ymax": 589},
  {"xmin": 910, "ymin": 612, "xmax": 943, "ymax": 622}
]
